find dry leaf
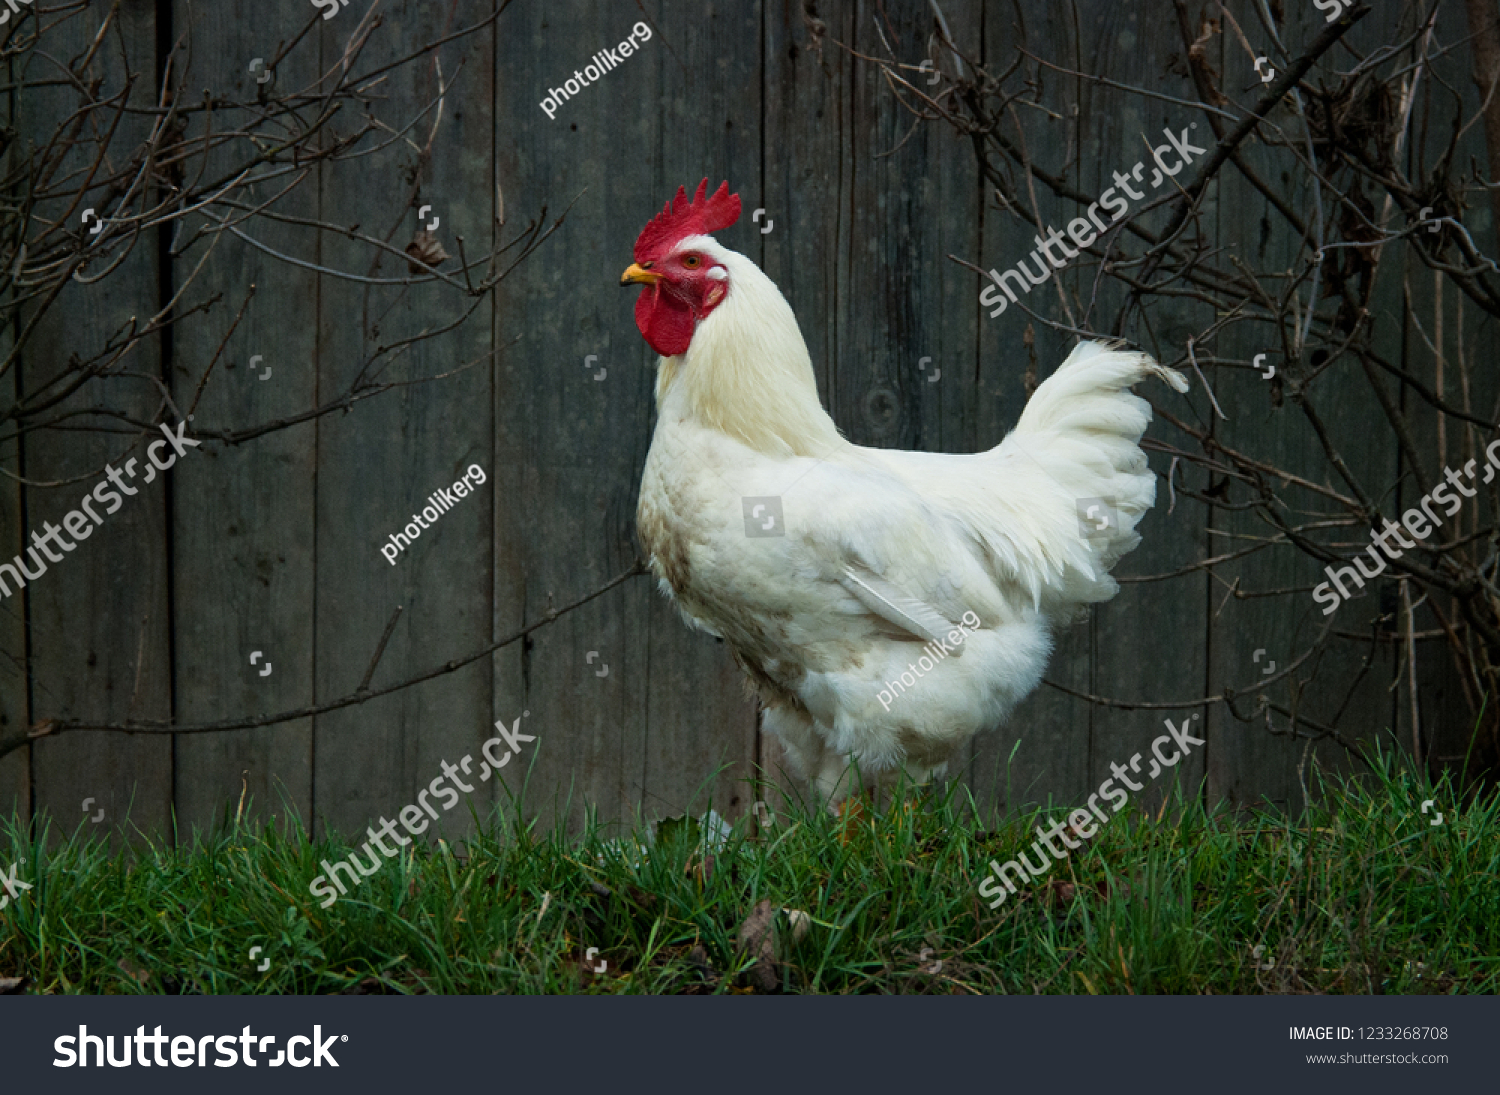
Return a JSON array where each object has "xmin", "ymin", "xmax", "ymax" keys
[
  {"xmin": 735, "ymin": 899, "xmax": 780, "ymax": 991},
  {"xmin": 341, "ymin": 975, "xmax": 391, "ymax": 995},
  {"xmin": 1186, "ymin": 18, "xmax": 1229, "ymax": 107},
  {"xmin": 1043, "ymin": 878, "xmax": 1133, "ymax": 908},
  {"xmin": 1043, "ymin": 880, "xmax": 1077, "ymax": 907},
  {"xmin": 405, "ymin": 230, "xmax": 449, "ymax": 274},
  {"xmin": 687, "ymin": 853, "xmax": 715, "ymax": 885},
  {"xmin": 733, "ymin": 901, "xmax": 810, "ymax": 991}
]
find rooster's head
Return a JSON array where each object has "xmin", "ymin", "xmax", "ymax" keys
[{"xmin": 621, "ymin": 179, "xmax": 741, "ymax": 357}]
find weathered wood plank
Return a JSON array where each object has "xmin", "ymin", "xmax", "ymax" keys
[
  {"xmin": 21, "ymin": 1, "xmax": 172, "ymax": 843},
  {"xmin": 1397, "ymin": 0, "xmax": 1500, "ymax": 779},
  {"xmin": 970, "ymin": 0, "xmax": 1105, "ymax": 820},
  {"xmin": 492, "ymin": 1, "xmax": 761, "ymax": 838},
  {"xmin": 0, "ymin": 31, "xmax": 25, "ymax": 820},
  {"xmin": 1206, "ymin": 3, "xmax": 1400, "ymax": 812},
  {"xmin": 168, "ymin": 0, "xmax": 318, "ymax": 841},
  {"xmin": 1071, "ymin": 0, "xmax": 1211, "ymax": 818},
  {"xmin": 310, "ymin": 1, "xmax": 496, "ymax": 846},
  {"xmin": 492, "ymin": 0, "xmax": 650, "ymax": 838}
]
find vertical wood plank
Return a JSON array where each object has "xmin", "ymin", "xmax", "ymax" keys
[
  {"xmin": 169, "ymin": 0, "xmax": 318, "ymax": 839},
  {"xmin": 1082, "ymin": 1, "xmax": 1210, "ymax": 818},
  {"xmin": 22, "ymin": 0, "xmax": 172, "ymax": 842},
  {"xmin": 1397, "ymin": 0, "xmax": 1500, "ymax": 777},
  {"xmin": 1206, "ymin": 4, "xmax": 1398, "ymax": 812},
  {"xmin": 491, "ymin": 2, "xmax": 763, "ymax": 838},
  {"xmin": 969, "ymin": 0, "xmax": 1103, "ymax": 820},
  {"xmin": 0, "ymin": 27, "xmax": 26, "ymax": 818},
  {"xmin": 311, "ymin": 1, "xmax": 496, "ymax": 845}
]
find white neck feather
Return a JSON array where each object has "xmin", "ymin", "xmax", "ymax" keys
[{"xmin": 653, "ymin": 241, "xmax": 844, "ymax": 458}]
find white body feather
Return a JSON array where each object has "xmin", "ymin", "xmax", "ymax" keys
[{"xmin": 635, "ymin": 237, "xmax": 1186, "ymax": 802}]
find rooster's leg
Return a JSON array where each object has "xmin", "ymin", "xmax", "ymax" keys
[{"xmin": 835, "ymin": 784, "xmax": 879, "ymax": 843}]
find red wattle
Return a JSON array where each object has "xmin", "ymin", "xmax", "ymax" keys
[{"xmin": 635, "ymin": 285, "xmax": 696, "ymax": 357}]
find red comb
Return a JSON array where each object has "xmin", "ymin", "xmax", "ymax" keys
[{"xmin": 633, "ymin": 179, "xmax": 741, "ymax": 263}]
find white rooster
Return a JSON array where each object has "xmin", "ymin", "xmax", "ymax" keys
[{"xmin": 622, "ymin": 180, "xmax": 1187, "ymax": 806}]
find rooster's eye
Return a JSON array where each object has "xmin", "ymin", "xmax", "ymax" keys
[{"xmin": 682, "ymin": 255, "xmax": 700, "ymax": 268}]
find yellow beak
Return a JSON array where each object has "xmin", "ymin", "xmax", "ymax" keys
[{"xmin": 620, "ymin": 262, "xmax": 663, "ymax": 286}]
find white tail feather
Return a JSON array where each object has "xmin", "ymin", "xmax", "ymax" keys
[{"xmin": 913, "ymin": 342, "xmax": 1187, "ymax": 619}]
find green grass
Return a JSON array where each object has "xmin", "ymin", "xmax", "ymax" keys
[{"xmin": 1, "ymin": 746, "xmax": 1495, "ymax": 994}]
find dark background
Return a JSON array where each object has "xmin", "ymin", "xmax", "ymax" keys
[{"xmin": 1, "ymin": 0, "xmax": 1492, "ymax": 842}]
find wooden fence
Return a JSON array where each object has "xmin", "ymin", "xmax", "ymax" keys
[{"xmin": 0, "ymin": 0, "xmax": 1492, "ymax": 843}]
